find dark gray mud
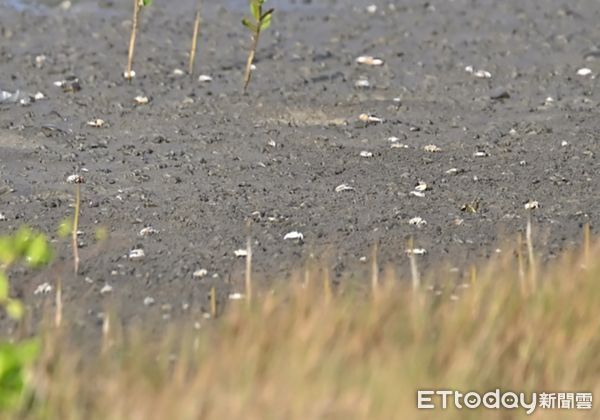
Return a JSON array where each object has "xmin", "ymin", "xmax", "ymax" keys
[{"xmin": 0, "ymin": 0, "xmax": 598, "ymax": 333}]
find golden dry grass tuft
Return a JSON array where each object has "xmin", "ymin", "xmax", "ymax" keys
[{"xmin": 5, "ymin": 235, "xmax": 600, "ymax": 419}]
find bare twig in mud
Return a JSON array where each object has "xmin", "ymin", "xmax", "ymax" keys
[
  {"xmin": 407, "ymin": 237, "xmax": 420, "ymax": 290},
  {"xmin": 125, "ymin": 0, "xmax": 152, "ymax": 80},
  {"xmin": 526, "ymin": 217, "xmax": 536, "ymax": 290},
  {"xmin": 67, "ymin": 174, "xmax": 84, "ymax": 274},
  {"xmin": 371, "ymin": 242, "xmax": 379, "ymax": 299},
  {"xmin": 242, "ymin": 0, "xmax": 274, "ymax": 92},
  {"xmin": 54, "ymin": 277, "xmax": 62, "ymax": 328},
  {"xmin": 583, "ymin": 223, "xmax": 591, "ymax": 268},
  {"xmin": 245, "ymin": 222, "xmax": 253, "ymax": 306},
  {"xmin": 188, "ymin": 5, "xmax": 202, "ymax": 77}
]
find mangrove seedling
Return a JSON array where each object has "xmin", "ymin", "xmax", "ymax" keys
[
  {"xmin": 241, "ymin": 0, "xmax": 274, "ymax": 92},
  {"xmin": 125, "ymin": 0, "xmax": 153, "ymax": 80}
]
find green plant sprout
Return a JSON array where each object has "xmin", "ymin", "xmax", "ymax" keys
[
  {"xmin": 241, "ymin": 0, "xmax": 274, "ymax": 92},
  {"xmin": 125, "ymin": 0, "xmax": 153, "ymax": 80}
]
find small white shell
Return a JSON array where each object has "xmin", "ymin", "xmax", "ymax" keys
[
  {"xmin": 414, "ymin": 182, "xmax": 428, "ymax": 192},
  {"xmin": 408, "ymin": 217, "xmax": 427, "ymax": 227},
  {"xmin": 123, "ymin": 70, "xmax": 136, "ymax": 79},
  {"xmin": 143, "ymin": 296, "xmax": 155, "ymax": 306},
  {"xmin": 34, "ymin": 282, "xmax": 53, "ymax": 295},
  {"xmin": 409, "ymin": 191, "xmax": 425, "ymax": 198},
  {"xmin": 173, "ymin": 68, "xmax": 185, "ymax": 76},
  {"xmin": 87, "ymin": 118, "xmax": 105, "ymax": 128},
  {"xmin": 390, "ymin": 143, "xmax": 408, "ymax": 149},
  {"xmin": 139, "ymin": 226, "xmax": 158, "ymax": 236},
  {"xmin": 198, "ymin": 74, "xmax": 213, "ymax": 83},
  {"xmin": 406, "ymin": 248, "xmax": 427, "ymax": 255},
  {"xmin": 66, "ymin": 174, "xmax": 84, "ymax": 184},
  {"xmin": 129, "ymin": 249, "xmax": 145, "ymax": 260},
  {"xmin": 524, "ymin": 201, "xmax": 539, "ymax": 210},
  {"xmin": 473, "ymin": 151, "xmax": 489, "ymax": 157},
  {"xmin": 577, "ymin": 68, "xmax": 592, "ymax": 76},
  {"xmin": 193, "ymin": 268, "xmax": 208, "ymax": 278},
  {"xmin": 134, "ymin": 95, "xmax": 149, "ymax": 104},
  {"xmin": 366, "ymin": 4, "xmax": 377, "ymax": 13},
  {"xmin": 356, "ymin": 56, "xmax": 384, "ymax": 66},
  {"xmin": 283, "ymin": 231, "xmax": 304, "ymax": 241},
  {"xmin": 355, "ymin": 79, "xmax": 370, "ymax": 88},
  {"xmin": 228, "ymin": 293, "xmax": 245, "ymax": 300},
  {"xmin": 100, "ymin": 284, "xmax": 113, "ymax": 295},
  {"xmin": 234, "ymin": 249, "xmax": 248, "ymax": 257},
  {"xmin": 335, "ymin": 184, "xmax": 354, "ymax": 192},
  {"xmin": 424, "ymin": 144, "xmax": 441, "ymax": 153},
  {"xmin": 359, "ymin": 150, "xmax": 373, "ymax": 158},
  {"xmin": 359, "ymin": 113, "xmax": 383, "ymax": 123},
  {"xmin": 473, "ymin": 69, "xmax": 492, "ymax": 79},
  {"xmin": 34, "ymin": 92, "xmax": 45, "ymax": 100}
]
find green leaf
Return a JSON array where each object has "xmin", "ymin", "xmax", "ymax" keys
[
  {"xmin": 0, "ymin": 339, "xmax": 39, "ymax": 409},
  {"xmin": 0, "ymin": 237, "xmax": 16, "ymax": 266},
  {"xmin": 0, "ymin": 273, "xmax": 8, "ymax": 301},
  {"xmin": 142, "ymin": 0, "xmax": 153, "ymax": 6},
  {"xmin": 5, "ymin": 300, "xmax": 23, "ymax": 320},
  {"xmin": 250, "ymin": 0, "xmax": 261, "ymax": 21},
  {"xmin": 25, "ymin": 234, "xmax": 52, "ymax": 268},
  {"xmin": 242, "ymin": 18, "xmax": 256, "ymax": 32},
  {"xmin": 260, "ymin": 10, "xmax": 273, "ymax": 31},
  {"xmin": 14, "ymin": 227, "xmax": 33, "ymax": 257}
]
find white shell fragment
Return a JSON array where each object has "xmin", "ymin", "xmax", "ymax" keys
[
  {"xmin": 335, "ymin": 184, "xmax": 354, "ymax": 192},
  {"xmin": 283, "ymin": 231, "xmax": 304, "ymax": 241},
  {"xmin": 524, "ymin": 201, "xmax": 539, "ymax": 210},
  {"xmin": 173, "ymin": 68, "xmax": 185, "ymax": 76},
  {"xmin": 424, "ymin": 144, "xmax": 441, "ymax": 153},
  {"xmin": 359, "ymin": 150, "xmax": 373, "ymax": 158},
  {"xmin": 446, "ymin": 168, "xmax": 458, "ymax": 175},
  {"xmin": 473, "ymin": 151, "xmax": 489, "ymax": 157},
  {"xmin": 355, "ymin": 79, "xmax": 371, "ymax": 88},
  {"xmin": 234, "ymin": 249, "xmax": 248, "ymax": 257},
  {"xmin": 198, "ymin": 74, "xmax": 213, "ymax": 83},
  {"xmin": 414, "ymin": 182, "xmax": 428, "ymax": 192},
  {"xmin": 409, "ymin": 191, "xmax": 425, "ymax": 198},
  {"xmin": 139, "ymin": 226, "xmax": 158, "ymax": 236},
  {"xmin": 366, "ymin": 4, "xmax": 377, "ymax": 13},
  {"xmin": 34, "ymin": 282, "xmax": 53, "ymax": 295},
  {"xmin": 129, "ymin": 249, "xmax": 145, "ymax": 260},
  {"xmin": 390, "ymin": 143, "xmax": 408, "ymax": 149},
  {"xmin": 473, "ymin": 70, "xmax": 492, "ymax": 79},
  {"xmin": 228, "ymin": 293, "xmax": 245, "ymax": 300},
  {"xmin": 123, "ymin": 70, "xmax": 136, "ymax": 79},
  {"xmin": 134, "ymin": 95, "xmax": 149, "ymax": 104},
  {"xmin": 66, "ymin": 174, "xmax": 84, "ymax": 184},
  {"xmin": 356, "ymin": 56, "xmax": 384, "ymax": 66},
  {"xmin": 359, "ymin": 113, "xmax": 383, "ymax": 123},
  {"xmin": 100, "ymin": 284, "xmax": 113, "ymax": 295},
  {"xmin": 143, "ymin": 296, "xmax": 155, "ymax": 306},
  {"xmin": 0, "ymin": 213, "xmax": 6, "ymax": 221},
  {"xmin": 577, "ymin": 68, "xmax": 593, "ymax": 76},
  {"xmin": 561, "ymin": 140, "xmax": 569, "ymax": 147},
  {"xmin": 34, "ymin": 92, "xmax": 45, "ymax": 101},
  {"xmin": 408, "ymin": 217, "xmax": 427, "ymax": 227},
  {"xmin": 193, "ymin": 268, "xmax": 208, "ymax": 278},
  {"xmin": 406, "ymin": 248, "xmax": 427, "ymax": 255},
  {"xmin": 87, "ymin": 118, "xmax": 105, "ymax": 128}
]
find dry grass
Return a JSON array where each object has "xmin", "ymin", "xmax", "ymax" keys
[{"xmin": 4, "ymin": 234, "xmax": 600, "ymax": 419}]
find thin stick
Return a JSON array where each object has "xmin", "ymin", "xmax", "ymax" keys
[
  {"xmin": 72, "ymin": 183, "xmax": 81, "ymax": 274},
  {"xmin": 243, "ymin": 31, "xmax": 260, "ymax": 93},
  {"xmin": 102, "ymin": 312, "xmax": 110, "ymax": 354},
  {"xmin": 408, "ymin": 237, "xmax": 420, "ymax": 290},
  {"xmin": 526, "ymin": 216, "xmax": 536, "ymax": 290},
  {"xmin": 126, "ymin": 0, "xmax": 141, "ymax": 80},
  {"xmin": 210, "ymin": 286, "xmax": 217, "ymax": 318},
  {"xmin": 245, "ymin": 232, "xmax": 253, "ymax": 305},
  {"xmin": 583, "ymin": 223, "xmax": 590, "ymax": 269},
  {"xmin": 188, "ymin": 7, "xmax": 201, "ymax": 77},
  {"xmin": 371, "ymin": 242, "xmax": 379, "ymax": 298},
  {"xmin": 516, "ymin": 233, "xmax": 526, "ymax": 294},
  {"xmin": 54, "ymin": 277, "xmax": 62, "ymax": 328}
]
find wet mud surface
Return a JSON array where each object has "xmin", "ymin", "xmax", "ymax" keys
[{"xmin": 0, "ymin": 0, "xmax": 598, "ymax": 332}]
